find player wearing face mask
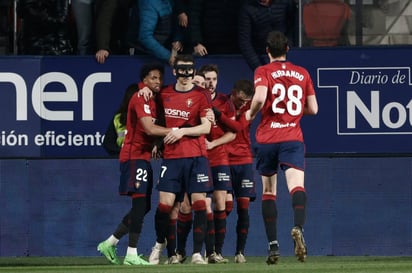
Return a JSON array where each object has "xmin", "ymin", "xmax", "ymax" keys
[{"xmin": 149, "ymin": 54, "xmax": 215, "ymax": 265}]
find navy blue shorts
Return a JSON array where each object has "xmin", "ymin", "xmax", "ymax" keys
[
  {"xmin": 119, "ymin": 160, "xmax": 153, "ymax": 196},
  {"xmin": 230, "ymin": 163, "xmax": 256, "ymax": 201},
  {"xmin": 255, "ymin": 141, "xmax": 305, "ymax": 176},
  {"xmin": 157, "ymin": 156, "xmax": 213, "ymax": 194},
  {"xmin": 211, "ymin": 165, "xmax": 232, "ymax": 191}
]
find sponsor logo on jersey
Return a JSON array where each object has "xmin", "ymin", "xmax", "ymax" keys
[{"xmin": 164, "ymin": 108, "xmax": 190, "ymax": 119}]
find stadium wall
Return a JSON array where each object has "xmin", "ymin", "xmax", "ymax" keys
[
  {"xmin": 0, "ymin": 51, "xmax": 411, "ymax": 257},
  {"xmin": 1, "ymin": 157, "xmax": 411, "ymax": 257}
]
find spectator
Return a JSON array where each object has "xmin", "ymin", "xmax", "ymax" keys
[
  {"xmin": 175, "ymin": 0, "xmax": 208, "ymax": 56},
  {"xmin": 0, "ymin": 0, "xmax": 12, "ymax": 54},
  {"xmin": 132, "ymin": 0, "xmax": 183, "ymax": 66},
  {"xmin": 71, "ymin": 0, "xmax": 95, "ymax": 55},
  {"xmin": 18, "ymin": 0, "xmax": 74, "ymax": 55},
  {"xmin": 95, "ymin": 0, "xmax": 133, "ymax": 63},
  {"xmin": 238, "ymin": 0, "xmax": 297, "ymax": 71},
  {"xmin": 202, "ymin": 0, "xmax": 240, "ymax": 54}
]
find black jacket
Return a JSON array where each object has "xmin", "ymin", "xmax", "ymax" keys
[
  {"xmin": 202, "ymin": 0, "xmax": 240, "ymax": 54},
  {"xmin": 175, "ymin": 0, "xmax": 204, "ymax": 48},
  {"xmin": 18, "ymin": 0, "xmax": 73, "ymax": 55},
  {"xmin": 95, "ymin": 0, "xmax": 132, "ymax": 54},
  {"xmin": 238, "ymin": 0, "xmax": 297, "ymax": 71}
]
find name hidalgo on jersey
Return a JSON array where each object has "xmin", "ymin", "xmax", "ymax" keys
[{"xmin": 164, "ymin": 108, "xmax": 190, "ymax": 120}]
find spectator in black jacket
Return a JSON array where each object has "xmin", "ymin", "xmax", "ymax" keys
[
  {"xmin": 95, "ymin": 0, "xmax": 132, "ymax": 64},
  {"xmin": 18, "ymin": 0, "xmax": 73, "ymax": 55},
  {"xmin": 202, "ymin": 0, "xmax": 240, "ymax": 54},
  {"xmin": 238, "ymin": 0, "xmax": 297, "ymax": 71},
  {"xmin": 175, "ymin": 0, "xmax": 208, "ymax": 56}
]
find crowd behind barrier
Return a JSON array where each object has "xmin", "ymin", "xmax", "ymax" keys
[{"xmin": 0, "ymin": 0, "xmax": 412, "ymax": 58}]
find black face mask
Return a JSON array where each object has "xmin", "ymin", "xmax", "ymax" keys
[{"xmin": 174, "ymin": 64, "xmax": 195, "ymax": 78}]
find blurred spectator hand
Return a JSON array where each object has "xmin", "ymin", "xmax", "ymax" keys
[
  {"xmin": 178, "ymin": 12, "xmax": 188, "ymax": 28},
  {"xmin": 169, "ymin": 48, "xmax": 178, "ymax": 67},
  {"xmin": 172, "ymin": 41, "xmax": 183, "ymax": 52},
  {"xmin": 96, "ymin": 49, "xmax": 109, "ymax": 64},
  {"xmin": 169, "ymin": 41, "xmax": 183, "ymax": 66},
  {"xmin": 193, "ymin": 43, "xmax": 208, "ymax": 56}
]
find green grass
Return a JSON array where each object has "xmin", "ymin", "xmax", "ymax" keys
[{"xmin": 0, "ymin": 256, "xmax": 412, "ymax": 273}]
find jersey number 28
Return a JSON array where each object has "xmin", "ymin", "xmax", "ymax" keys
[{"xmin": 272, "ymin": 83, "xmax": 303, "ymax": 116}]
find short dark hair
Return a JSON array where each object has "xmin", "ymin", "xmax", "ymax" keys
[
  {"xmin": 198, "ymin": 64, "xmax": 219, "ymax": 76},
  {"xmin": 174, "ymin": 54, "xmax": 195, "ymax": 66},
  {"xmin": 195, "ymin": 71, "xmax": 205, "ymax": 77},
  {"xmin": 233, "ymin": 79, "xmax": 254, "ymax": 97},
  {"xmin": 140, "ymin": 63, "xmax": 164, "ymax": 81},
  {"xmin": 266, "ymin": 31, "xmax": 288, "ymax": 58}
]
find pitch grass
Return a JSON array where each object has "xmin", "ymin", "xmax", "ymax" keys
[{"xmin": 1, "ymin": 256, "xmax": 412, "ymax": 273}]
